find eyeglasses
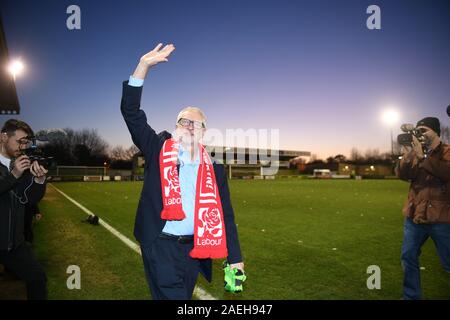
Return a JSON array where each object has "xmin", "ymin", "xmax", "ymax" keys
[
  {"xmin": 16, "ymin": 138, "xmax": 31, "ymax": 145},
  {"xmin": 1, "ymin": 132, "xmax": 31, "ymax": 146},
  {"xmin": 177, "ymin": 118, "xmax": 205, "ymax": 129}
]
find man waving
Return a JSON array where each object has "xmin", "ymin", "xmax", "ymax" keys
[{"xmin": 121, "ymin": 43, "xmax": 244, "ymax": 300}]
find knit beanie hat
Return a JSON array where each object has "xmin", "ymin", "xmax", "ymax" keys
[{"xmin": 416, "ymin": 117, "xmax": 441, "ymax": 136}]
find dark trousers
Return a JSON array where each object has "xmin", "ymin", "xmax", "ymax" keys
[
  {"xmin": 401, "ymin": 218, "xmax": 450, "ymax": 300},
  {"xmin": 140, "ymin": 235, "xmax": 200, "ymax": 300},
  {"xmin": 0, "ymin": 242, "xmax": 47, "ymax": 300},
  {"xmin": 24, "ymin": 210, "xmax": 34, "ymax": 243}
]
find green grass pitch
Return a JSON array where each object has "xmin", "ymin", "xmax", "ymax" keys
[{"xmin": 34, "ymin": 179, "xmax": 450, "ymax": 299}]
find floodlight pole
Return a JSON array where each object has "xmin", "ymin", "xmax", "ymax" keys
[{"xmin": 390, "ymin": 127, "xmax": 394, "ymax": 158}]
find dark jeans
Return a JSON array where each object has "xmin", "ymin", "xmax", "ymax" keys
[
  {"xmin": 140, "ymin": 235, "xmax": 200, "ymax": 300},
  {"xmin": 0, "ymin": 242, "xmax": 47, "ymax": 300},
  {"xmin": 401, "ymin": 218, "xmax": 450, "ymax": 300}
]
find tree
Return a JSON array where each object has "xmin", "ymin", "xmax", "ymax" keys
[
  {"xmin": 350, "ymin": 148, "xmax": 362, "ymax": 163},
  {"xmin": 73, "ymin": 144, "xmax": 91, "ymax": 166},
  {"xmin": 110, "ymin": 146, "xmax": 127, "ymax": 161},
  {"xmin": 326, "ymin": 156, "xmax": 336, "ymax": 164},
  {"xmin": 364, "ymin": 148, "xmax": 380, "ymax": 163},
  {"xmin": 109, "ymin": 145, "xmax": 139, "ymax": 161},
  {"xmin": 109, "ymin": 145, "xmax": 140, "ymax": 170},
  {"xmin": 334, "ymin": 154, "xmax": 347, "ymax": 163},
  {"xmin": 72, "ymin": 129, "xmax": 109, "ymax": 159},
  {"xmin": 38, "ymin": 128, "xmax": 109, "ymax": 166}
]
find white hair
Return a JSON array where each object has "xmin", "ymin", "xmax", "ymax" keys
[{"xmin": 176, "ymin": 107, "xmax": 207, "ymax": 126}]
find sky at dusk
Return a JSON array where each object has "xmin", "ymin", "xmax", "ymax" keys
[{"xmin": 1, "ymin": 0, "xmax": 449, "ymax": 159}]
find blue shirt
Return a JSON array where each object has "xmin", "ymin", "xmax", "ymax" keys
[
  {"xmin": 128, "ymin": 76, "xmax": 144, "ymax": 87},
  {"xmin": 129, "ymin": 76, "xmax": 198, "ymax": 236}
]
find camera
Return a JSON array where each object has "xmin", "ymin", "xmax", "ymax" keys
[
  {"xmin": 397, "ymin": 124, "xmax": 426, "ymax": 147},
  {"xmin": 20, "ymin": 136, "xmax": 57, "ymax": 170}
]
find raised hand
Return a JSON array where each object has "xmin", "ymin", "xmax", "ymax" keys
[
  {"xmin": 11, "ymin": 155, "xmax": 31, "ymax": 179},
  {"xmin": 30, "ymin": 161, "xmax": 48, "ymax": 184},
  {"xmin": 140, "ymin": 43, "xmax": 175, "ymax": 67},
  {"xmin": 132, "ymin": 43, "xmax": 176, "ymax": 80},
  {"xmin": 411, "ymin": 135, "xmax": 425, "ymax": 159}
]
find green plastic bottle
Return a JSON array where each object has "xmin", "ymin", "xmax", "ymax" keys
[{"xmin": 223, "ymin": 261, "xmax": 247, "ymax": 293}]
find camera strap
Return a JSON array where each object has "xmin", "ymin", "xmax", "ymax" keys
[{"xmin": 11, "ymin": 176, "xmax": 34, "ymax": 205}]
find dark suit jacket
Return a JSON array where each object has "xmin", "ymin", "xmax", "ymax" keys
[
  {"xmin": 0, "ymin": 163, "xmax": 46, "ymax": 250},
  {"xmin": 120, "ymin": 81, "xmax": 242, "ymax": 282}
]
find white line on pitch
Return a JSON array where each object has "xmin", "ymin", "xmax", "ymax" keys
[{"xmin": 49, "ymin": 183, "xmax": 217, "ymax": 301}]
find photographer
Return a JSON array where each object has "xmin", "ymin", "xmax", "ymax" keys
[
  {"xmin": 396, "ymin": 117, "xmax": 450, "ymax": 300},
  {"xmin": 0, "ymin": 119, "xmax": 48, "ymax": 300}
]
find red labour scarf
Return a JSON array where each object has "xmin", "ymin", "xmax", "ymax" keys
[{"xmin": 159, "ymin": 138, "xmax": 228, "ymax": 259}]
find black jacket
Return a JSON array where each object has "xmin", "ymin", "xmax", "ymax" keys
[
  {"xmin": 120, "ymin": 81, "xmax": 242, "ymax": 282},
  {"xmin": 0, "ymin": 163, "xmax": 46, "ymax": 251}
]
